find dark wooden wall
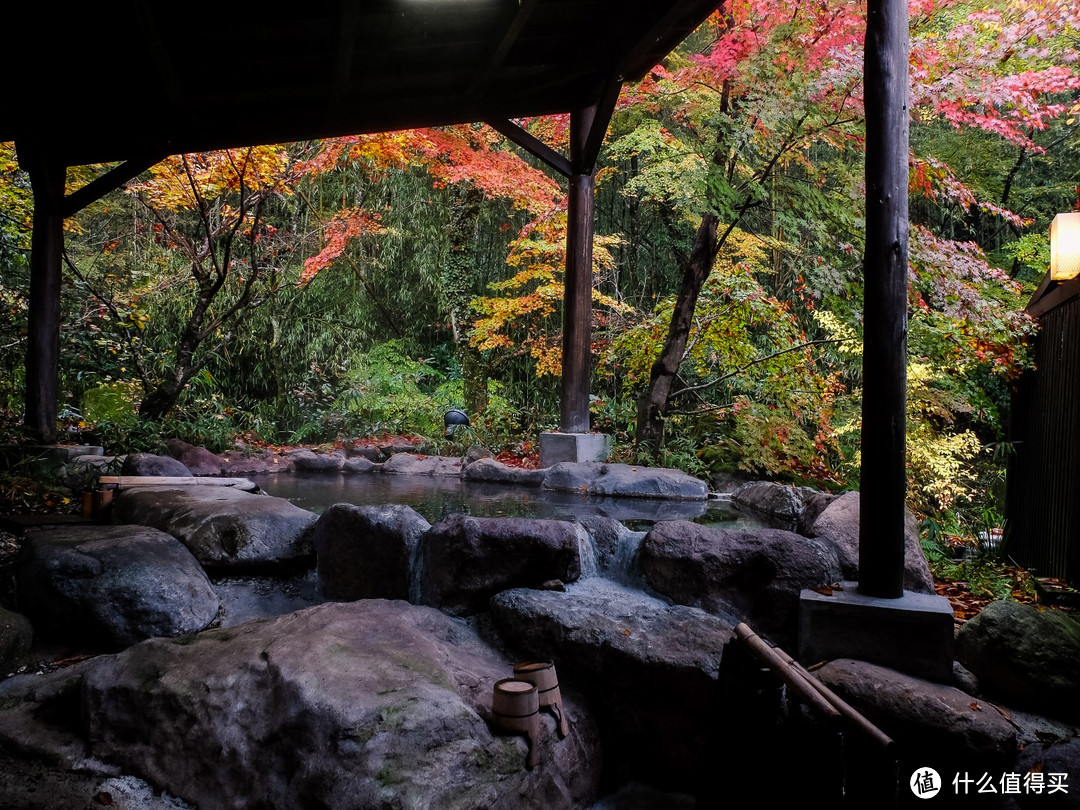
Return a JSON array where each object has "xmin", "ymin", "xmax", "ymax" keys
[{"xmin": 1006, "ymin": 292, "xmax": 1080, "ymax": 584}]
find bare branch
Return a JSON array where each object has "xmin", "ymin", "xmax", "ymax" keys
[{"xmin": 670, "ymin": 337, "xmax": 855, "ymax": 398}]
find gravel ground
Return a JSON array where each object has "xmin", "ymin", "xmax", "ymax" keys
[{"xmin": 0, "ymin": 528, "xmax": 18, "ymax": 565}]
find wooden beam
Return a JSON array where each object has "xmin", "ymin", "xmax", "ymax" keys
[
  {"xmin": 484, "ymin": 119, "xmax": 573, "ymax": 178},
  {"xmin": 577, "ymin": 77, "xmax": 622, "ymax": 175},
  {"xmin": 332, "ymin": 1, "xmax": 362, "ymax": 100},
  {"xmin": 858, "ymin": 0, "xmax": 910, "ymax": 598},
  {"xmin": 617, "ymin": 0, "xmax": 722, "ymax": 82},
  {"xmin": 61, "ymin": 154, "xmax": 166, "ymax": 218},
  {"xmin": 470, "ymin": 0, "xmax": 539, "ymax": 96},
  {"xmin": 18, "ymin": 142, "xmax": 66, "ymax": 444},
  {"xmin": 134, "ymin": 0, "xmax": 188, "ymax": 110}
]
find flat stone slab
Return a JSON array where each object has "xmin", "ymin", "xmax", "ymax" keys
[
  {"xmin": 110, "ymin": 486, "xmax": 317, "ymax": 570},
  {"xmin": 542, "ymin": 462, "xmax": 708, "ymax": 500}
]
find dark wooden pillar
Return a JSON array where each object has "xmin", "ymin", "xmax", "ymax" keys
[
  {"xmin": 560, "ymin": 105, "xmax": 598, "ymax": 434},
  {"xmin": 859, "ymin": 0, "xmax": 910, "ymax": 598},
  {"xmin": 20, "ymin": 143, "xmax": 67, "ymax": 445}
]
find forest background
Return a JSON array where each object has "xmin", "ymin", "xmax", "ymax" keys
[{"xmin": 1, "ymin": 0, "xmax": 1079, "ymax": 543}]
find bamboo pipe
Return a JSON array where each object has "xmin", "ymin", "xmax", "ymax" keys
[
  {"xmin": 733, "ymin": 623, "xmax": 893, "ymax": 751},
  {"xmin": 733, "ymin": 623, "xmax": 841, "ymax": 722}
]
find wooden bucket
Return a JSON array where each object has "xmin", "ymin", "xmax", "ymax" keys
[
  {"xmin": 94, "ymin": 488, "xmax": 113, "ymax": 517},
  {"xmin": 514, "ymin": 660, "xmax": 569, "ymax": 738},
  {"xmin": 81, "ymin": 488, "xmax": 114, "ymax": 519},
  {"xmin": 491, "ymin": 678, "xmax": 541, "ymax": 769}
]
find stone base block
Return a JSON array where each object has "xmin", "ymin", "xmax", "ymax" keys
[
  {"xmin": 539, "ymin": 432, "xmax": 611, "ymax": 468},
  {"xmin": 799, "ymin": 582, "xmax": 955, "ymax": 682}
]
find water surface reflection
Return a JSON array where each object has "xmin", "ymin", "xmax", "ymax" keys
[{"xmin": 257, "ymin": 471, "xmax": 759, "ymax": 528}]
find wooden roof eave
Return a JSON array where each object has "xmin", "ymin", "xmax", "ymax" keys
[{"xmin": 1027, "ymin": 273, "xmax": 1080, "ymax": 319}]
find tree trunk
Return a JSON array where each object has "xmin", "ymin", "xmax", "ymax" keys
[
  {"xmin": 139, "ymin": 376, "xmax": 185, "ymax": 421},
  {"xmin": 635, "ymin": 214, "xmax": 719, "ymax": 458},
  {"xmin": 444, "ymin": 184, "xmax": 488, "ymax": 415}
]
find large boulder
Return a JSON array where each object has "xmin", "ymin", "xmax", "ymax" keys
[
  {"xmin": 1012, "ymin": 737, "xmax": 1080, "ymax": 809},
  {"xmin": 0, "ymin": 656, "xmax": 120, "ymax": 776},
  {"xmin": 464, "ymin": 457, "xmax": 546, "ymax": 486},
  {"xmin": 164, "ymin": 439, "xmax": 224, "ymax": 476},
  {"xmin": 81, "ymin": 601, "xmax": 601, "ymax": 809},
  {"xmin": 379, "ymin": 438, "xmax": 432, "ymax": 456},
  {"xmin": 639, "ymin": 521, "xmax": 841, "ymax": 648},
  {"xmin": 342, "ymin": 456, "xmax": 376, "ymax": 474},
  {"xmin": 0, "ymin": 606, "xmax": 32, "ymax": 674},
  {"xmin": 311, "ymin": 503, "xmax": 431, "ymax": 601},
  {"xmin": 110, "ymin": 486, "xmax": 318, "ymax": 570},
  {"xmin": 808, "ymin": 490, "xmax": 934, "ymax": 593},
  {"xmin": 289, "ymin": 448, "xmax": 346, "ymax": 472},
  {"xmin": 815, "ymin": 659, "xmax": 1018, "ymax": 765},
  {"xmin": 17, "ymin": 525, "xmax": 219, "ymax": 649},
  {"xmin": 218, "ymin": 448, "xmax": 293, "ymax": 475},
  {"xmin": 956, "ymin": 600, "xmax": 1080, "ymax": 722},
  {"xmin": 419, "ymin": 515, "xmax": 591, "ymax": 614},
  {"xmin": 730, "ymin": 481, "xmax": 834, "ymax": 533},
  {"xmin": 490, "ymin": 581, "xmax": 736, "ymax": 787},
  {"xmin": 542, "ymin": 462, "xmax": 708, "ymax": 500},
  {"xmin": 383, "ymin": 453, "xmax": 464, "ymax": 476},
  {"xmin": 349, "ymin": 444, "xmax": 388, "ymax": 463},
  {"xmin": 120, "ymin": 453, "xmax": 193, "ymax": 478}
]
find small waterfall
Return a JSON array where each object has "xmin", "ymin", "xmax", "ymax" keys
[
  {"xmin": 408, "ymin": 539, "xmax": 426, "ymax": 605},
  {"xmin": 575, "ymin": 524, "xmax": 599, "ymax": 579},
  {"xmin": 608, "ymin": 528, "xmax": 647, "ymax": 587}
]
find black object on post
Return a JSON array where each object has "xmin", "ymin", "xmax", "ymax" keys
[{"xmin": 444, "ymin": 409, "xmax": 470, "ymax": 437}]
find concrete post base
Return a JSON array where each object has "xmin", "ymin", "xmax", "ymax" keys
[
  {"xmin": 799, "ymin": 581, "xmax": 955, "ymax": 682},
  {"xmin": 538, "ymin": 432, "xmax": 611, "ymax": 468}
]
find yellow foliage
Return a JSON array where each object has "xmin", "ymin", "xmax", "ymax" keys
[
  {"xmin": 813, "ymin": 310, "xmax": 862, "ymax": 355},
  {"xmin": 131, "ymin": 147, "xmax": 295, "ymax": 213},
  {"xmin": 908, "ymin": 424, "xmax": 983, "ymax": 510}
]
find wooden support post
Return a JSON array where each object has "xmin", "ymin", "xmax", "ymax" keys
[
  {"xmin": 20, "ymin": 143, "xmax": 66, "ymax": 445},
  {"xmin": 859, "ymin": 0, "xmax": 910, "ymax": 598},
  {"xmin": 561, "ymin": 105, "xmax": 597, "ymax": 434}
]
